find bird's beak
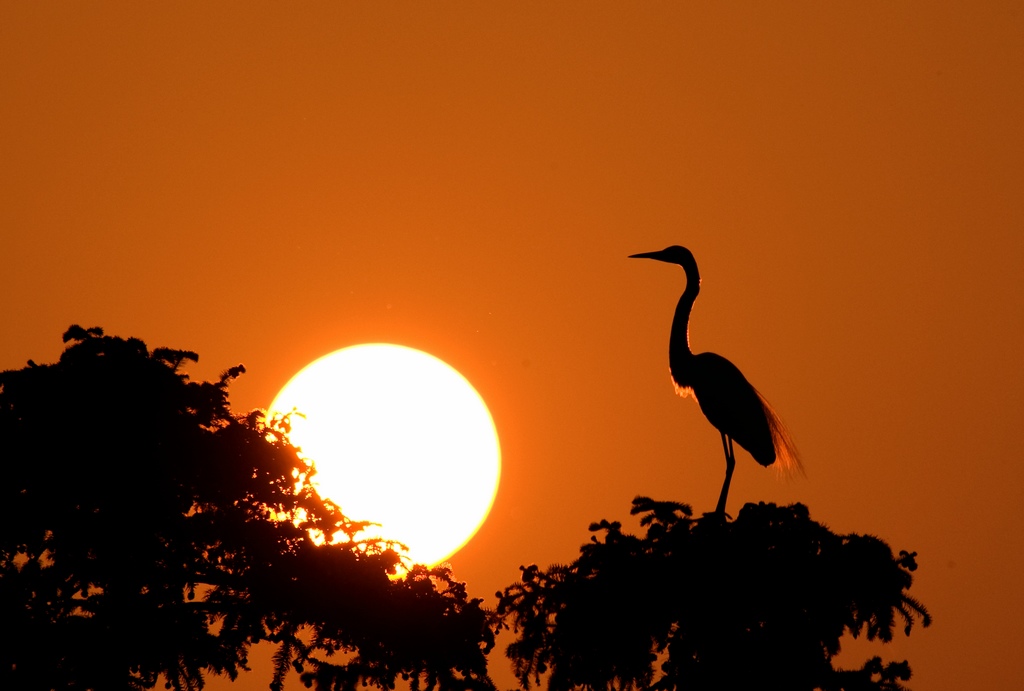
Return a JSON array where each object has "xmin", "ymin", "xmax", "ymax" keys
[{"xmin": 629, "ymin": 250, "xmax": 664, "ymax": 261}]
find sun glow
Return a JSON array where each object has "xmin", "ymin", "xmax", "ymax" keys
[{"xmin": 267, "ymin": 344, "xmax": 501, "ymax": 567}]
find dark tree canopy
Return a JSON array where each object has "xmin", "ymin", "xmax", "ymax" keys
[
  {"xmin": 1, "ymin": 327, "xmax": 931, "ymax": 691},
  {"xmin": 497, "ymin": 498, "xmax": 930, "ymax": 691},
  {"xmin": 0, "ymin": 327, "xmax": 494, "ymax": 691}
]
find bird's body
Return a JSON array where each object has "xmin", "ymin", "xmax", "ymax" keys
[
  {"xmin": 631, "ymin": 245, "xmax": 800, "ymax": 514},
  {"xmin": 678, "ymin": 352, "xmax": 776, "ymax": 466}
]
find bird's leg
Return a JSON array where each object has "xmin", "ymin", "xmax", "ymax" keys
[{"xmin": 716, "ymin": 434, "xmax": 736, "ymax": 516}]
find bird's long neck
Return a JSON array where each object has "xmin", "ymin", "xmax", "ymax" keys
[{"xmin": 669, "ymin": 266, "xmax": 700, "ymax": 386}]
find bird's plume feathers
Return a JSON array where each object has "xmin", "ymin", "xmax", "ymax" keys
[{"xmin": 758, "ymin": 391, "xmax": 804, "ymax": 478}]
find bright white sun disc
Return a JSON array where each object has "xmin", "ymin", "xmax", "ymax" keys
[{"xmin": 267, "ymin": 344, "xmax": 501, "ymax": 567}]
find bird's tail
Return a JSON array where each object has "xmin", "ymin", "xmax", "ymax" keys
[{"xmin": 757, "ymin": 391, "xmax": 804, "ymax": 478}]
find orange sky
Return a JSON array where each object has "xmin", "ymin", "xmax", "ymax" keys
[{"xmin": 2, "ymin": 3, "xmax": 1022, "ymax": 689}]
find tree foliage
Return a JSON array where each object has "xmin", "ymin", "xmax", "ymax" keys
[
  {"xmin": 0, "ymin": 327, "xmax": 494, "ymax": 691},
  {"xmin": 0, "ymin": 326, "xmax": 932, "ymax": 691},
  {"xmin": 496, "ymin": 498, "xmax": 930, "ymax": 691}
]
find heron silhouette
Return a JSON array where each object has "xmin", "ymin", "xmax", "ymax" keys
[{"xmin": 630, "ymin": 246, "xmax": 801, "ymax": 515}]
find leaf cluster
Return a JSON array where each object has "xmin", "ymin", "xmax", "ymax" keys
[
  {"xmin": 496, "ymin": 498, "xmax": 930, "ymax": 691},
  {"xmin": 0, "ymin": 327, "xmax": 494, "ymax": 691}
]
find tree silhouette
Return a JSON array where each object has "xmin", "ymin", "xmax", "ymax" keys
[
  {"xmin": 0, "ymin": 327, "xmax": 494, "ymax": 691},
  {"xmin": 497, "ymin": 498, "xmax": 930, "ymax": 691}
]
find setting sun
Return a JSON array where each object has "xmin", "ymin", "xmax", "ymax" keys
[{"xmin": 267, "ymin": 344, "xmax": 501, "ymax": 567}]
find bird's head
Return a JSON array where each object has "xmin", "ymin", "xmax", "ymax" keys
[{"xmin": 629, "ymin": 245, "xmax": 699, "ymax": 277}]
